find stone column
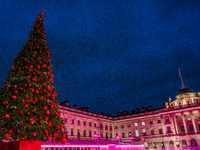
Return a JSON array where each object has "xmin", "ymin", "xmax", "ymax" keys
[
  {"xmin": 173, "ymin": 115, "xmax": 179, "ymax": 134},
  {"xmin": 190, "ymin": 111, "xmax": 197, "ymax": 133},
  {"xmin": 160, "ymin": 116, "xmax": 166, "ymax": 136},
  {"xmin": 181, "ymin": 113, "xmax": 188, "ymax": 134}
]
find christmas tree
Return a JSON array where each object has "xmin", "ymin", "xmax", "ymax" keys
[{"xmin": 0, "ymin": 10, "xmax": 67, "ymax": 142}]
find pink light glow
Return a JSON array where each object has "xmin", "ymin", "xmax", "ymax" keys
[
  {"xmin": 115, "ymin": 135, "xmax": 121, "ymax": 139},
  {"xmin": 93, "ymin": 134, "xmax": 101, "ymax": 138},
  {"xmin": 129, "ymin": 136, "xmax": 134, "ymax": 140},
  {"xmin": 141, "ymin": 137, "xmax": 145, "ymax": 141}
]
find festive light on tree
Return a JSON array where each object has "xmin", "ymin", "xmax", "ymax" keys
[{"xmin": 0, "ymin": 10, "xmax": 67, "ymax": 142}]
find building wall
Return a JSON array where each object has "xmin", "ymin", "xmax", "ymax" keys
[{"xmin": 60, "ymin": 102, "xmax": 200, "ymax": 149}]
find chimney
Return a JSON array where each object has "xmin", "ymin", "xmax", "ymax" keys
[
  {"xmin": 148, "ymin": 106, "xmax": 153, "ymax": 110},
  {"xmin": 162, "ymin": 103, "xmax": 166, "ymax": 108},
  {"xmin": 86, "ymin": 107, "xmax": 89, "ymax": 112},
  {"xmin": 131, "ymin": 110, "xmax": 135, "ymax": 114},
  {"xmin": 107, "ymin": 113, "xmax": 113, "ymax": 117},
  {"xmin": 141, "ymin": 107, "xmax": 146, "ymax": 112},
  {"xmin": 123, "ymin": 110, "xmax": 129, "ymax": 115},
  {"xmin": 101, "ymin": 112, "xmax": 104, "ymax": 116},
  {"xmin": 135, "ymin": 108, "xmax": 140, "ymax": 113},
  {"xmin": 74, "ymin": 104, "xmax": 77, "ymax": 109},
  {"xmin": 117, "ymin": 112, "xmax": 121, "ymax": 116},
  {"xmin": 61, "ymin": 101, "xmax": 69, "ymax": 107}
]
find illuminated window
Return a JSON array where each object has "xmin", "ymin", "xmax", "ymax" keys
[
  {"xmin": 71, "ymin": 119, "xmax": 74, "ymax": 124},
  {"xmin": 142, "ymin": 122, "xmax": 145, "ymax": 125},
  {"xmin": 196, "ymin": 116, "xmax": 200, "ymax": 119},
  {"xmin": 187, "ymin": 116, "xmax": 191, "ymax": 120},
  {"xmin": 129, "ymin": 131, "xmax": 132, "ymax": 136},
  {"xmin": 135, "ymin": 130, "xmax": 139, "ymax": 137},
  {"xmin": 135, "ymin": 123, "xmax": 138, "ymax": 126},
  {"xmin": 143, "ymin": 129, "xmax": 146, "ymax": 133}
]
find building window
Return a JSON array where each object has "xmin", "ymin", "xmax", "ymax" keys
[
  {"xmin": 196, "ymin": 116, "xmax": 200, "ymax": 119},
  {"xmin": 142, "ymin": 122, "xmax": 145, "ymax": 126},
  {"xmin": 100, "ymin": 124, "xmax": 103, "ymax": 129},
  {"xmin": 135, "ymin": 130, "xmax": 139, "ymax": 137},
  {"xmin": 182, "ymin": 139, "xmax": 187, "ymax": 147},
  {"xmin": 151, "ymin": 130, "xmax": 154, "ymax": 135},
  {"xmin": 121, "ymin": 125, "xmax": 124, "ymax": 128},
  {"xmin": 159, "ymin": 129, "xmax": 163, "ymax": 134},
  {"xmin": 106, "ymin": 132, "xmax": 108, "ymax": 140},
  {"xmin": 143, "ymin": 129, "xmax": 146, "ymax": 136},
  {"xmin": 94, "ymin": 123, "xmax": 96, "ymax": 127},
  {"xmin": 77, "ymin": 120, "xmax": 80, "ymax": 125},
  {"xmin": 71, "ymin": 128, "xmax": 74, "ymax": 136},
  {"xmin": 94, "ymin": 131, "xmax": 96, "ymax": 134},
  {"xmin": 110, "ymin": 133, "xmax": 112, "ymax": 138},
  {"xmin": 83, "ymin": 130, "xmax": 86, "ymax": 137},
  {"xmin": 115, "ymin": 126, "xmax": 118, "ymax": 129},
  {"xmin": 169, "ymin": 140, "xmax": 174, "ymax": 146},
  {"xmin": 116, "ymin": 133, "xmax": 118, "ymax": 135},
  {"xmin": 83, "ymin": 122, "xmax": 86, "ymax": 126},
  {"xmin": 110, "ymin": 126, "xmax": 112, "ymax": 131},
  {"xmin": 150, "ymin": 121, "xmax": 153, "ymax": 124},
  {"xmin": 135, "ymin": 123, "xmax": 138, "ymax": 126},
  {"xmin": 101, "ymin": 131, "xmax": 103, "ymax": 138},
  {"xmin": 127, "ymin": 124, "xmax": 131, "ymax": 127},
  {"xmin": 129, "ymin": 131, "xmax": 132, "ymax": 136},
  {"xmin": 89, "ymin": 130, "xmax": 91, "ymax": 137},
  {"xmin": 77, "ymin": 129, "xmax": 80, "ymax": 136},
  {"xmin": 105, "ymin": 125, "xmax": 108, "ymax": 130},
  {"xmin": 189, "ymin": 124, "xmax": 194, "ymax": 131},
  {"xmin": 157, "ymin": 120, "xmax": 161, "ymax": 123},
  {"xmin": 181, "ymin": 126, "xmax": 185, "ymax": 132},
  {"xmin": 167, "ymin": 126, "xmax": 172, "ymax": 133},
  {"xmin": 187, "ymin": 116, "xmax": 191, "ymax": 120},
  {"xmin": 153, "ymin": 142, "xmax": 156, "ymax": 148},
  {"xmin": 165, "ymin": 118, "xmax": 169, "ymax": 122},
  {"xmin": 89, "ymin": 122, "xmax": 91, "ymax": 126},
  {"xmin": 191, "ymin": 138, "xmax": 197, "ymax": 146},
  {"xmin": 64, "ymin": 118, "xmax": 67, "ymax": 123},
  {"xmin": 122, "ymin": 132, "xmax": 125, "ymax": 138},
  {"xmin": 71, "ymin": 119, "xmax": 74, "ymax": 124}
]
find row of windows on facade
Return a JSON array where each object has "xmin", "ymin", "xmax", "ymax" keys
[{"xmin": 64, "ymin": 119, "xmax": 112, "ymax": 130}]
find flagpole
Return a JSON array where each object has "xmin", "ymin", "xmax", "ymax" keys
[{"xmin": 178, "ymin": 69, "xmax": 185, "ymax": 89}]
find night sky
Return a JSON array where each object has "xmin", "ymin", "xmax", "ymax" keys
[{"xmin": 0, "ymin": 0, "xmax": 200, "ymax": 115}]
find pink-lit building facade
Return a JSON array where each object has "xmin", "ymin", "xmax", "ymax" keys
[{"xmin": 60, "ymin": 88, "xmax": 200, "ymax": 149}]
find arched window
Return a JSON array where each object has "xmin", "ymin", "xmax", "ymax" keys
[
  {"xmin": 191, "ymin": 138, "xmax": 197, "ymax": 146},
  {"xmin": 182, "ymin": 139, "xmax": 187, "ymax": 147},
  {"xmin": 153, "ymin": 142, "xmax": 156, "ymax": 148},
  {"xmin": 122, "ymin": 132, "xmax": 125, "ymax": 138},
  {"xmin": 144, "ymin": 142, "xmax": 148, "ymax": 149},
  {"xmin": 161, "ymin": 141, "xmax": 165, "ymax": 148},
  {"xmin": 169, "ymin": 140, "xmax": 174, "ymax": 146}
]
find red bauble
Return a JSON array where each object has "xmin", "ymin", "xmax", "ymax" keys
[
  {"xmin": 20, "ymin": 122, "xmax": 23, "ymax": 125},
  {"xmin": 30, "ymin": 65, "xmax": 33, "ymax": 68},
  {"xmin": 62, "ymin": 138, "xmax": 67, "ymax": 143},
  {"xmin": 27, "ymin": 76, "xmax": 30, "ymax": 80},
  {"xmin": 47, "ymin": 136, "xmax": 52, "ymax": 141},
  {"xmin": 21, "ymin": 100, "xmax": 24, "ymax": 103},
  {"xmin": 44, "ymin": 90, "xmax": 46, "ymax": 93},
  {"xmin": 32, "ymin": 132, "xmax": 37, "ymax": 137},
  {"xmin": 55, "ymin": 112, "xmax": 58, "ymax": 115},
  {"xmin": 47, "ymin": 122, "xmax": 52, "ymax": 127},
  {"xmin": 14, "ymin": 90, "xmax": 18, "ymax": 94},
  {"xmin": 24, "ymin": 104, "xmax": 29, "ymax": 109},
  {"xmin": 3, "ymin": 101, "xmax": 8, "ymax": 105},
  {"xmin": 30, "ymin": 120, "xmax": 34, "ymax": 125},
  {"xmin": 35, "ymin": 98, "xmax": 38, "ymax": 101},
  {"xmin": 8, "ymin": 129, "xmax": 14, "ymax": 134},
  {"xmin": 37, "ymin": 65, "xmax": 40, "ymax": 69},
  {"xmin": 24, "ymin": 84, "xmax": 27, "ymax": 87},
  {"xmin": 53, "ymin": 132, "xmax": 58, "ymax": 137},
  {"xmin": 12, "ymin": 95, "xmax": 17, "ymax": 100},
  {"xmin": 62, "ymin": 134, "xmax": 66, "ymax": 138},
  {"xmin": 47, "ymin": 86, "xmax": 51, "ymax": 90},
  {"xmin": 55, "ymin": 140, "xmax": 60, "ymax": 144},
  {"xmin": 20, "ymin": 87, "xmax": 23, "ymax": 90},
  {"xmin": 5, "ymin": 134, "xmax": 11, "ymax": 140},
  {"xmin": 33, "ymin": 108, "xmax": 36, "ymax": 111},
  {"xmin": 44, "ymin": 130, "xmax": 49, "ymax": 134},
  {"xmin": 27, "ymin": 112, "xmax": 30, "ymax": 115},
  {"xmin": 43, "ymin": 106, "xmax": 47, "ymax": 110},
  {"xmin": 25, "ymin": 95, "xmax": 29, "ymax": 99},
  {"xmin": 32, "ymin": 102, "xmax": 36, "ymax": 104},
  {"xmin": 5, "ymin": 114, "xmax": 10, "ymax": 119},
  {"xmin": 28, "ymin": 84, "xmax": 31, "ymax": 87},
  {"xmin": 43, "ymin": 83, "xmax": 46, "ymax": 86},
  {"xmin": 55, "ymin": 125, "xmax": 60, "ymax": 130},
  {"xmin": 13, "ymin": 85, "xmax": 17, "ymax": 88},
  {"xmin": 31, "ymin": 88, "xmax": 34, "ymax": 92},
  {"xmin": 39, "ymin": 121, "xmax": 43, "ymax": 124},
  {"xmin": 35, "ymin": 90, "xmax": 39, "ymax": 94},
  {"xmin": 19, "ymin": 110, "xmax": 22, "ymax": 114},
  {"xmin": 46, "ymin": 110, "xmax": 50, "ymax": 115},
  {"xmin": 45, "ymin": 117, "xmax": 48, "ymax": 121},
  {"xmin": 50, "ymin": 105, "xmax": 54, "ymax": 108}
]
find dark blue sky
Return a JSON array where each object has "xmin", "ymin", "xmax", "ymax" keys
[{"xmin": 0, "ymin": 0, "xmax": 200, "ymax": 115}]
